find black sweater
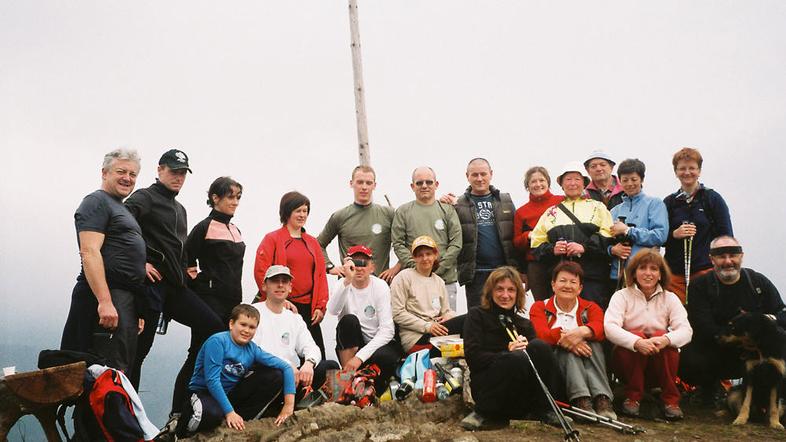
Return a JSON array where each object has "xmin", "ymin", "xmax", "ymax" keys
[
  {"xmin": 463, "ymin": 304, "xmax": 536, "ymax": 372},
  {"xmin": 687, "ymin": 268, "xmax": 786, "ymax": 345},
  {"xmin": 125, "ymin": 181, "xmax": 188, "ymax": 287},
  {"xmin": 186, "ymin": 210, "xmax": 246, "ymax": 302}
]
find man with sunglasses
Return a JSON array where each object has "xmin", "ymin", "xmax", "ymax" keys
[
  {"xmin": 326, "ymin": 245, "xmax": 401, "ymax": 390},
  {"xmin": 392, "ymin": 166, "xmax": 463, "ymax": 310}
]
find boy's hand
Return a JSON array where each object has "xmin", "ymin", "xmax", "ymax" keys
[
  {"xmin": 275, "ymin": 394, "xmax": 295, "ymax": 426},
  {"xmin": 225, "ymin": 411, "xmax": 245, "ymax": 431}
]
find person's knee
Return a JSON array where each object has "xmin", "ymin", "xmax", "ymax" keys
[{"xmin": 337, "ymin": 314, "xmax": 360, "ymax": 329}]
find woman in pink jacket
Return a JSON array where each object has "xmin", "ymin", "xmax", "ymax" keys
[{"xmin": 604, "ymin": 248, "xmax": 692, "ymax": 421}]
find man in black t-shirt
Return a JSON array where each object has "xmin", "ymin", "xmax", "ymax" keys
[
  {"xmin": 61, "ymin": 149, "xmax": 146, "ymax": 372},
  {"xmin": 679, "ymin": 235, "xmax": 786, "ymax": 405}
]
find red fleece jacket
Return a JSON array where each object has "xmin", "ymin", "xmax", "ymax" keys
[
  {"xmin": 529, "ymin": 296, "xmax": 605, "ymax": 345},
  {"xmin": 513, "ymin": 191, "xmax": 563, "ymax": 262},
  {"xmin": 254, "ymin": 225, "xmax": 328, "ymax": 312}
]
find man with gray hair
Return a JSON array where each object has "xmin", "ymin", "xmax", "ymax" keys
[
  {"xmin": 679, "ymin": 235, "xmax": 786, "ymax": 406},
  {"xmin": 61, "ymin": 148, "xmax": 146, "ymax": 372},
  {"xmin": 392, "ymin": 166, "xmax": 462, "ymax": 309}
]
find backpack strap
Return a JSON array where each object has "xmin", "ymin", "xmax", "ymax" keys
[{"xmin": 556, "ymin": 203, "xmax": 596, "ymax": 238}]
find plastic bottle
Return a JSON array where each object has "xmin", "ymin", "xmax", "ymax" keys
[
  {"xmin": 434, "ymin": 363, "xmax": 462, "ymax": 394},
  {"xmin": 381, "ymin": 377, "xmax": 400, "ymax": 402},
  {"xmin": 436, "ymin": 382, "xmax": 450, "ymax": 400},
  {"xmin": 421, "ymin": 369, "xmax": 437, "ymax": 402},
  {"xmin": 396, "ymin": 378, "xmax": 415, "ymax": 400}
]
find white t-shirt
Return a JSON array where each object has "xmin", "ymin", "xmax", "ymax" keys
[
  {"xmin": 327, "ymin": 276, "xmax": 395, "ymax": 362},
  {"xmin": 251, "ymin": 301, "xmax": 322, "ymax": 368}
]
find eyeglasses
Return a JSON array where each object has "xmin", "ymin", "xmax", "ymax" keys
[{"xmin": 414, "ymin": 180, "xmax": 434, "ymax": 187}]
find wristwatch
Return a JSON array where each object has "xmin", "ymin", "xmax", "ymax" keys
[
  {"xmin": 326, "ymin": 262, "xmax": 335, "ymax": 271},
  {"xmin": 305, "ymin": 357, "xmax": 318, "ymax": 367}
]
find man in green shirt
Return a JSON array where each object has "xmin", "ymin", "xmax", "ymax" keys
[
  {"xmin": 391, "ymin": 166, "xmax": 463, "ymax": 310},
  {"xmin": 317, "ymin": 165, "xmax": 400, "ymax": 283}
]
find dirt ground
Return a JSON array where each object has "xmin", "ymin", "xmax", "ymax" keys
[{"xmin": 184, "ymin": 394, "xmax": 786, "ymax": 442}]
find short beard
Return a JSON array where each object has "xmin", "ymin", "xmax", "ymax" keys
[{"xmin": 716, "ymin": 267, "xmax": 740, "ymax": 284}]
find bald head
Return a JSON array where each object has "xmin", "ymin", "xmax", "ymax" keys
[{"xmin": 410, "ymin": 166, "xmax": 439, "ymax": 204}]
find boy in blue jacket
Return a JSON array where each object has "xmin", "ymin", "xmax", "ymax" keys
[{"xmin": 177, "ymin": 303, "xmax": 296, "ymax": 436}]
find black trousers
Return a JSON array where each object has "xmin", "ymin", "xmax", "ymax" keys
[
  {"xmin": 335, "ymin": 314, "xmax": 403, "ymax": 391},
  {"xmin": 471, "ymin": 339, "xmax": 557, "ymax": 419},
  {"xmin": 129, "ymin": 282, "xmax": 224, "ymax": 414},
  {"xmin": 678, "ymin": 341, "xmax": 746, "ymax": 389},
  {"xmin": 60, "ymin": 282, "xmax": 138, "ymax": 373},
  {"xmin": 293, "ymin": 301, "xmax": 326, "ymax": 360}
]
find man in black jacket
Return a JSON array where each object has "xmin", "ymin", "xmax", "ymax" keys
[
  {"xmin": 679, "ymin": 235, "xmax": 786, "ymax": 405},
  {"xmin": 125, "ymin": 149, "xmax": 224, "ymax": 419},
  {"xmin": 443, "ymin": 158, "xmax": 518, "ymax": 309}
]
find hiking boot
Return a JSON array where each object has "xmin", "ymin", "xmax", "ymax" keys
[
  {"xmin": 460, "ymin": 411, "xmax": 509, "ymax": 431},
  {"xmin": 593, "ymin": 395, "xmax": 618, "ymax": 421},
  {"xmin": 155, "ymin": 414, "xmax": 180, "ymax": 441},
  {"xmin": 621, "ymin": 398, "xmax": 640, "ymax": 417},
  {"xmin": 540, "ymin": 410, "xmax": 573, "ymax": 428},
  {"xmin": 572, "ymin": 396, "xmax": 593, "ymax": 412},
  {"xmin": 663, "ymin": 404, "xmax": 684, "ymax": 421}
]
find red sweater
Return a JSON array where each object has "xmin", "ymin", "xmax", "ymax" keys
[
  {"xmin": 253, "ymin": 225, "xmax": 328, "ymax": 312},
  {"xmin": 529, "ymin": 296, "xmax": 605, "ymax": 346},
  {"xmin": 513, "ymin": 191, "xmax": 563, "ymax": 262}
]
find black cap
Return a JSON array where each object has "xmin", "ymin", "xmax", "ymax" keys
[{"xmin": 158, "ymin": 149, "xmax": 192, "ymax": 173}]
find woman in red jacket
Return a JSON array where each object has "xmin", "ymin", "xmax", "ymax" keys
[
  {"xmin": 254, "ymin": 191, "xmax": 329, "ymax": 357},
  {"xmin": 513, "ymin": 166, "xmax": 563, "ymax": 300},
  {"xmin": 530, "ymin": 261, "xmax": 616, "ymax": 420}
]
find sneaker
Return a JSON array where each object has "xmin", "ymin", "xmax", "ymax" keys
[
  {"xmin": 663, "ymin": 404, "xmax": 684, "ymax": 421},
  {"xmin": 593, "ymin": 395, "xmax": 618, "ymax": 421},
  {"xmin": 621, "ymin": 398, "xmax": 640, "ymax": 417},
  {"xmin": 572, "ymin": 396, "xmax": 593, "ymax": 412},
  {"xmin": 540, "ymin": 410, "xmax": 573, "ymax": 428},
  {"xmin": 155, "ymin": 413, "xmax": 180, "ymax": 441}
]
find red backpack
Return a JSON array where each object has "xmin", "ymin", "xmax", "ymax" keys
[{"xmin": 88, "ymin": 369, "xmax": 147, "ymax": 442}]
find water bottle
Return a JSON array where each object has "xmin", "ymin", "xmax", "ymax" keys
[
  {"xmin": 396, "ymin": 378, "xmax": 415, "ymax": 400},
  {"xmin": 436, "ymin": 382, "xmax": 450, "ymax": 401},
  {"xmin": 421, "ymin": 369, "xmax": 437, "ymax": 403},
  {"xmin": 380, "ymin": 377, "xmax": 399, "ymax": 402},
  {"xmin": 434, "ymin": 363, "xmax": 461, "ymax": 394},
  {"xmin": 156, "ymin": 312, "xmax": 169, "ymax": 335}
]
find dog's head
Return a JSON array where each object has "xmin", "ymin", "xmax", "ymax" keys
[{"xmin": 717, "ymin": 311, "xmax": 779, "ymax": 349}]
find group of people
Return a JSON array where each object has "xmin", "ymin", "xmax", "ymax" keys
[{"xmin": 58, "ymin": 146, "xmax": 785, "ymax": 435}]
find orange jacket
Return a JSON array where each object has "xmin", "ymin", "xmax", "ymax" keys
[
  {"xmin": 529, "ymin": 296, "xmax": 605, "ymax": 345},
  {"xmin": 253, "ymin": 226, "xmax": 329, "ymax": 312}
]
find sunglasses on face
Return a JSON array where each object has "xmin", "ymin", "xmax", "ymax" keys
[{"xmin": 414, "ymin": 180, "xmax": 434, "ymax": 187}]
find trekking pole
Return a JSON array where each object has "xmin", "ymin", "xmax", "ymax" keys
[
  {"xmin": 499, "ymin": 315, "xmax": 580, "ymax": 442},
  {"xmin": 682, "ymin": 221, "xmax": 694, "ymax": 303},
  {"xmin": 253, "ymin": 388, "xmax": 282, "ymax": 420},
  {"xmin": 555, "ymin": 400, "xmax": 646, "ymax": 435}
]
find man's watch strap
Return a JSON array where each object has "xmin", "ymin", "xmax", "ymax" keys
[{"xmin": 305, "ymin": 357, "xmax": 318, "ymax": 367}]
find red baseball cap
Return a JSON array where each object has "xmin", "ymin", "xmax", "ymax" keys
[{"xmin": 347, "ymin": 245, "xmax": 373, "ymax": 258}]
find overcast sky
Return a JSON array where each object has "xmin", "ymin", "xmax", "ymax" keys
[{"xmin": 2, "ymin": 0, "xmax": 785, "ymax": 379}]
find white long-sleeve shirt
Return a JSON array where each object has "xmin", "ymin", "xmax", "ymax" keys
[
  {"xmin": 327, "ymin": 275, "xmax": 395, "ymax": 362},
  {"xmin": 251, "ymin": 301, "xmax": 322, "ymax": 368}
]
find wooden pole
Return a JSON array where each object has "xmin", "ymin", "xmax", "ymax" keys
[{"xmin": 348, "ymin": 0, "xmax": 371, "ymax": 166}]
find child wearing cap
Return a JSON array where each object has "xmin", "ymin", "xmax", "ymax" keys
[{"xmin": 390, "ymin": 235, "xmax": 465, "ymax": 353}]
